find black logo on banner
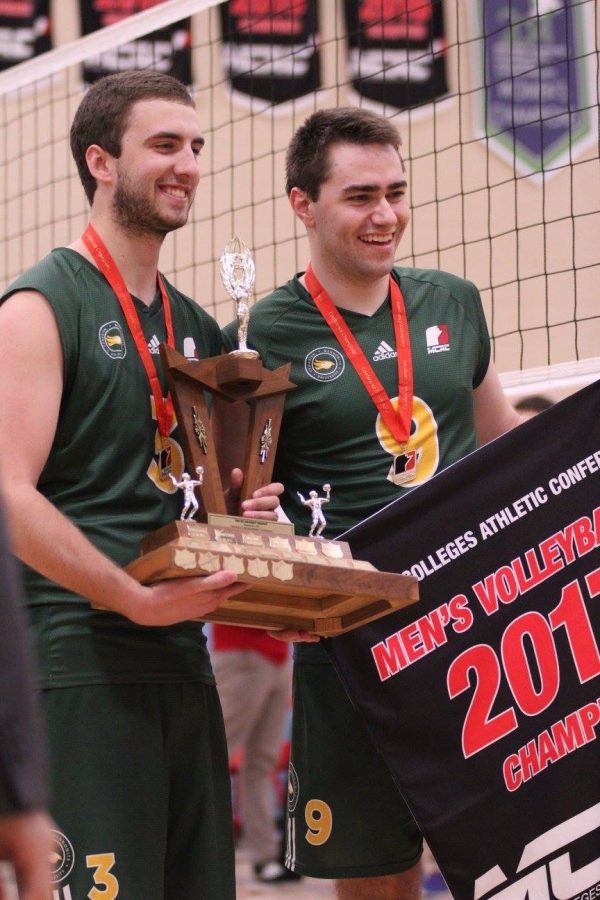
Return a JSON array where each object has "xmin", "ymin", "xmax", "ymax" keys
[
  {"xmin": 343, "ymin": 0, "xmax": 448, "ymax": 110},
  {"xmin": 0, "ymin": 0, "xmax": 51, "ymax": 71},
  {"xmin": 79, "ymin": 0, "xmax": 192, "ymax": 85},
  {"xmin": 220, "ymin": 0, "xmax": 320, "ymax": 107}
]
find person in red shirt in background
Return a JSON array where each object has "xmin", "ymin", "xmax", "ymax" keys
[{"xmin": 212, "ymin": 625, "xmax": 301, "ymax": 884}]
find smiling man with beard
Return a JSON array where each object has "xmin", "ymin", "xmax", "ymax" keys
[{"xmin": 0, "ymin": 71, "xmax": 283, "ymax": 900}]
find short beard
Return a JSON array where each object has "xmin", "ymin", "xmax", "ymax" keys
[{"xmin": 112, "ymin": 170, "xmax": 187, "ymax": 238}]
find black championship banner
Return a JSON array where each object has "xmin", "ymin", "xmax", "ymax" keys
[
  {"xmin": 328, "ymin": 381, "xmax": 600, "ymax": 900},
  {"xmin": 0, "ymin": 0, "xmax": 51, "ymax": 72},
  {"xmin": 220, "ymin": 0, "xmax": 320, "ymax": 107},
  {"xmin": 344, "ymin": 0, "xmax": 448, "ymax": 109},
  {"xmin": 79, "ymin": 0, "xmax": 191, "ymax": 85}
]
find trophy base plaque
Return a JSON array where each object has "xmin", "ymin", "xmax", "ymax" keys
[{"xmin": 126, "ymin": 517, "xmax": 419, "ymax": 636}]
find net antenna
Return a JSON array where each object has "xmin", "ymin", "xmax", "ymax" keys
[{"xmin": 0, "ymin": 0, "xmax": 598, "ymax": 401}]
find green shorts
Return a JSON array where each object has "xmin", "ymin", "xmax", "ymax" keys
[
  {"xmin": 43, "ymin": 682, "xmax": 235, "ymax": 900},
  {"xmin": 286, "ymin": 656, "xmax": 423, "ymax": 879}
]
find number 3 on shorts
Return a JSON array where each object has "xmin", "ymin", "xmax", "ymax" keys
[
  {"xmin": 305, "ymin": 799, "xmax": 333, "ymax": 846},
  {"xmin": 86, "ymin": 853, "xmax": 119, "ymax": 900}
]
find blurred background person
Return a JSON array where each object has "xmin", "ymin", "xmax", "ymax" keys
[
  {"xmin": 0, "ymin": 486, "xmax": 53, "ymax": 900},
  {"xmin": 514, "ymin": 393, "xmax": 554, "ymax": 419},
  {"xmin": 212, "ymin": 624, "xmax": 300, "ymax": 885}
]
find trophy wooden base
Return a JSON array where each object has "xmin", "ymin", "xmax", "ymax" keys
[{"xmin": 126, "ymin": 518, "xmax": 419, "ymax": 636}]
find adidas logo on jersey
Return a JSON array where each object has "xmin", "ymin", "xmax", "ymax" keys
[
  {"xmin": 373, "ymin": 340, "xmax": 397, "ymax": 361},
  {"xmin": 147, "ymin": 334, "xmax": 161, "ymax": 355}
]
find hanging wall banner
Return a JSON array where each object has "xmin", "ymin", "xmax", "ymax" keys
[
  {"xmin": 470, "ymin": 0, "xmax": 598, "ymax": 178},
  {"xmin": 220, "ymin": 0, "xmax": 320, "ymax": 108},
  {"xmin": 343, "ymin": 0, "xmax": 448, "ymax": 110},
  {"xmin": 328, "ymin": 381, "xmax": 600, "ymax": 900},
  {"xmin": 0, "ymin": 0, "xmax": 51, "ymax": 72},
  {"xmin": 80, "ymin": 0, "xmax": 191, "ymax": 85}
]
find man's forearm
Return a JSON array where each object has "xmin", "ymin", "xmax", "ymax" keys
[
  {"xmin": 2, "ymin": 481, "xmax": 248, "ymax": 629},
  {"xmin": 3, "ymin": 482, "xmax": 147, "ymax": 619}
]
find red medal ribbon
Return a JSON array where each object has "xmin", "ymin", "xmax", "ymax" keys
[
  {"xmin": 305, "ymin": 263, "xmax": 413, "ymax": 445},
  {"xmin": 82, "ymin": 224, "xmax": 175, "ymax": 437}
]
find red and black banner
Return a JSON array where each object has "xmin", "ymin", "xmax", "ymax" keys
[
  {"xmin": 344, "ymin": 0, "xmax": 448, "ymax": 109},
  {"xmin": 329, "ymin": 381, "xmax": 600, "ymax": 899},
  {"xmin": 0, "ymin": 0, "xmax": 51, "ymax": 72},
  {"xmin": 220, "ymin": 0, "xmax": 320, "ymax": 106},
  {"xmin": 79, "ymin": 0, "xmax": 191, "ymax": 85}
]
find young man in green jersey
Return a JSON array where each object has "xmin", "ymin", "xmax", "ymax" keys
[
  {"xmin": 0, "ymin": 71, "xmax": 283, "ymax": 899},
  {"xmin": 222, "ymin": 107, "xmax": 524, "ymax": 899}
]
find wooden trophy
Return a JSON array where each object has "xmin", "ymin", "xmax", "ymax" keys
[{"xmin": 126, "ymin": 239, "xmax": 419, "ymax": 635}]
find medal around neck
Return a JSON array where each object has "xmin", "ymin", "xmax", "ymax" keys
[{"xmin": 126, "ymin": 241, "xmax": 419, "ymax": 635}]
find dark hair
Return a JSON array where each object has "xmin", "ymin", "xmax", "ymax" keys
[
  {"xmin": 70, "ymin": 70, "xmax": 195, "ymax": 204},
  {"xmin": 514, "ymin": 394, "xmax": 554, "ymax": 414},
  {"xmin": 285, "ymin": 107, "xmax": 402, "ymax": 200}
]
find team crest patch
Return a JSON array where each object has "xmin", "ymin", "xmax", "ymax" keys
[
  {"xmin": 287, "ymin": 762, "xmax": 300, "ymax": 812},
  {"xmin": 305, "ymin": 347, "xmax": 345, "ymax": 382},
  {"xmin": 50, "ymin": 829, "xmax": 75, "ymax": 883},
  {"xmin": 99, "ymin": 321, "xmax": 126, "ymax": 359}
]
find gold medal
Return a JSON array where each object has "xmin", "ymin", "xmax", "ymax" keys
[{"xmin": 388, "ymin": 442, "xmax": 417, "ymax": 485}]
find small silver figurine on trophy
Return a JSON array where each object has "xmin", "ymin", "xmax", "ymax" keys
[
  {"xmin": 169, "ymin": 466, "xmax": 204, "ymax": 521},
  {"xmin": 219, "ymin": 237, "xmax": 259, "ymax": 359},
  {"xmin": 297, "ymin": 483, "xmax": 332, "ymax": 538}
]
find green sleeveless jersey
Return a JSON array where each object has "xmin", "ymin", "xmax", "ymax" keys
[
  {"xmin": 223, "ymin": 267, "xmax": 490, "ymax": 660},
  {"xmin": 2, "ymin": 248, "xmax": 222, "ymax": 687}
]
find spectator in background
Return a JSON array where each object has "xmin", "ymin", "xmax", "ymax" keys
[
  {"xmin": 514, "ymin": 393, "xmax": 554, "ymax": 419},
  {"xmin": 212, "ymin": 625, "xmax": 300, "ymax": 884},
  {"xmin": 0, "ymin": 489, "xmax": 53, "ymax": 900}
]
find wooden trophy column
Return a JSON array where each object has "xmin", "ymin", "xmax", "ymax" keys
[{"xmin": 160, "ymin": 344, "xmax": 295, "ymax": 515}]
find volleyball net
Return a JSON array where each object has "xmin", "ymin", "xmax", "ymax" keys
[{"xmin": 0, "ymin": 0, "xmax": 598, "ymax": 399}]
